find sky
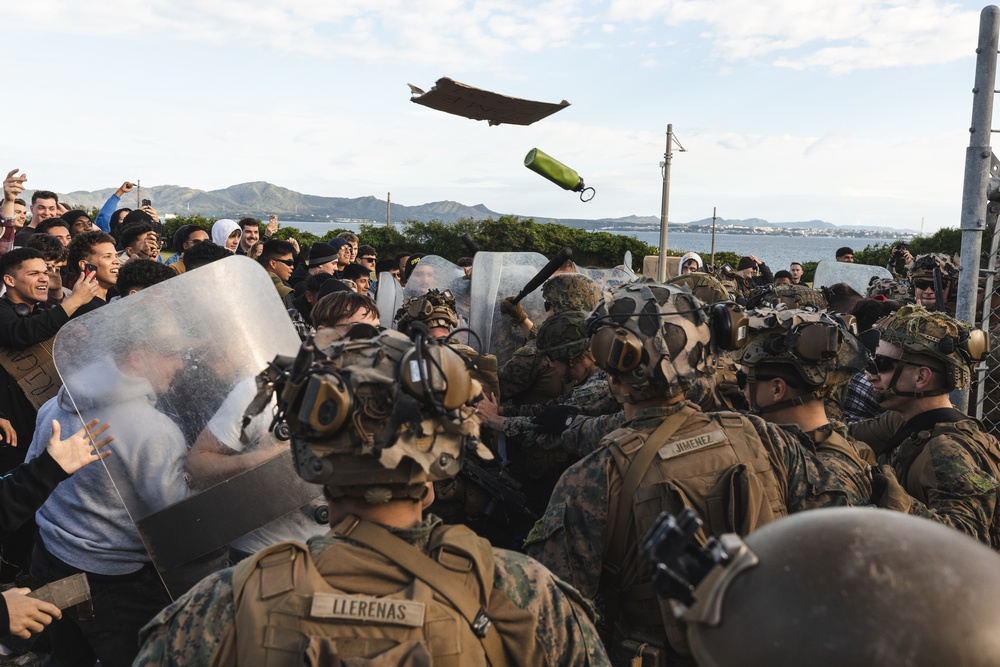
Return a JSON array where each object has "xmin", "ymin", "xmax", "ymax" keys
[{"xmin": 3, "ymin": 0, "xmax": 997, "ymax": 231}]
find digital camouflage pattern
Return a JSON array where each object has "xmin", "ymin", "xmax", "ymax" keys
[
  {"xmin": 746, "ymin": 283, "xmax": 828, "ymax": 311},
  {"xmin": 536, "ymin": 310, "xmax": 590, "ymax": 362},
  {"xmin": 542, "ymin": 273, "xmax": 602, "ymax": 314},
  {"xmin": 524, "ymin": 401, "xmax": 873, "ymax": 604},
  {"xmin": 502, "ymin": 370, "xmax": 616, "ymax": 419},
  {"xmin": 854, "ymin": 411, "xmax": 1000, "ymax": 548},
  {"xmin": 866, "ymin": 276, "xmax": 911, "ymax": 301},
  {"xmin": 498, "ymin": 340, "xmax": 576, "ymax": 405},
  {"xmin": 134, "ymin": 515, "xmax": 611, "ymax": 666}
]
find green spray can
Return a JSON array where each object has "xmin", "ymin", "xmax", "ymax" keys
[{"xmin": 524, "ymin": 148, "xmax": 595, "ymax": 201}]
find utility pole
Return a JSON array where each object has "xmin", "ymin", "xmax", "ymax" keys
[
  {"xmin": 954, "ymin": 5, "xmax": 1000, "ymax": 412},
  {"xmin": 710, "ymin": 207, "xmax": 717, "ymax": 267},
  {"xmin": 386, "ymin": 192, "xmax": 391, "ymax": 227},
  {"xmin": 657, "ymin": 124, "xmax": 686, "ymax": 281}
]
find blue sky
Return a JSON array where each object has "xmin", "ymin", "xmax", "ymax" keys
[{"xmin": 3, "ymin": 0, "xmax": 992, "ymax": 231}]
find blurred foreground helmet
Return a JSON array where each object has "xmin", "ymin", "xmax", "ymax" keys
[
  {"xmin": 907, "ymin": 252, "xmax": 959, "ymax": 285},
  {"xmin": 588, "ymin": 280, "xmax": 715, "ymax": 401},
  {"xmin": 395, "ymin": 288, "xmax": 458, "ymax": 335},
  {"xmin": 248, "ymin": 330, "xmax": 489, "ymax": 504},
  {"xmin": 741, "ymin": 306, "xmax": 866, "ymax": 390},
  {"xmin": 746, "ymin": 283, "xmax": 828, "ymax": 311},
  {"xmin": 666, "ymin": 272, "xmax": 731, "ymax": 304},
  {"xmin": 542, "ymin": 273, "xmax": 601, "ymax": 313},
  {"xmin": 649, "ymin": 508, "xmax": 1000, "ymax": 667},
  {"xmin": 536, "ymin": 310, "xmax": 590, "ymax": 363},
  {"xmin": 873, "ymin": 305, "xmax": 990, "ymax": 390}
]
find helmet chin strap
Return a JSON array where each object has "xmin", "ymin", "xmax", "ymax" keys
[
  {"xmin": 879, "ymin": 361, "xmax": 950, "ymax": 399},
  {"xmin": 751, "ymin": 389, "xmax": 823, "ymax": 416}
]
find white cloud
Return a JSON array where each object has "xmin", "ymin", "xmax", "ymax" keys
[{"xmin": 606, "ymin": 0, "xmax": 980, "ymax": 72}]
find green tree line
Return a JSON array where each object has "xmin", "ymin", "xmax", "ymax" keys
[{"xmin": 159, "ymin": 214, "xmax": 965, "ymax": 276}]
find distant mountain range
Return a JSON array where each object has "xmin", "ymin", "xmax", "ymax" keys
[{"xmin": 37, "ymin": 181, "xmax": 916, "ymax": 234}]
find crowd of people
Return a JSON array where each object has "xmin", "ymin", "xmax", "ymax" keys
[{"xmin": 0, "ymin": 166, "xmax": 996, "ymax": 666}]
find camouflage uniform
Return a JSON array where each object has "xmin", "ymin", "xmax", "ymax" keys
[
  {"xmin": 849, "ymin": 306, "xmax": 1000, "ymax": 547},
  {"xmin": 503, "ymin": 370, "xmax": 616, "ymax": 419},
  {"xmin": 524, "ymin": 402, "xmax": 872, "ymax": 662},
  {"xmin": 851, "ymin": 411, "xmax": 1000, "ymax": 546},
  {"xmin": 745, "ymin": 283, "xmax": 829, "ymax": 311},
  {"xmin": 135, "ymin": 515, "xmax": 610, "ymax": 666},
  {"xmin": 907, "ymin": 253, "xmax": 960, "ymax": 313}
]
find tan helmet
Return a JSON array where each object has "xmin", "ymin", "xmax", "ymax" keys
[
  {"xmin": 588, "ymin": 279, "xmax": 715, "ymax": 401},
  {"xmin": 256, "ymin": 330, "xmax": 489, "ymax": 503},
  {"xmin": 907, "ymin": 253, "xmax": 959, "ymax": 286},
  {"xmin": 541, "ymin": 273, "xmax": 602, "ymax": 313},
  {"xmin": 666, "ymin": 272, "xmax": 731, "ymax": 304},
  {"xmin": 746, "ymin": 283, "xmax": 828, "ymax": 311},
  {"xmin": 679, "ymin": 508, "xmax": 1000, "ymax": 667},
  {"xmin": 873, "ymin": 305, "xmax": 990, "ymax": 391},
  {"xmin": 741, "ymin": 306, "xmax": 866, "ymax": 389},
  {"xmin": 536, "ymin": 310, "xmax": 590, "ymax": 363},
  {"xmin": 395, "ymin": 288, "xmax": 458, "ymax": 335}
]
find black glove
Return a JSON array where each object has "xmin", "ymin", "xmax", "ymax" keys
[{"xmin": 532, "ymin": 405, "xmax": 580, "ymax": 435}]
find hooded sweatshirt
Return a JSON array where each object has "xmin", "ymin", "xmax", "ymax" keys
[
  {"xmin": 25, "ymin": 360, "xmax": 188, "ymax": 575},
  {"xmin": 211, "ymin": 218, "xmax": 240, "ymax": 248},
  {"xmin": 678, "ymin": 251, "xmax": 704, "ymax": 276}
]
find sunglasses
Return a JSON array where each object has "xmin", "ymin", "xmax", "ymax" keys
[
  {"xmin": 913, "ymin": 279, "xmax": 935, "ymax": 291},
  {"xmin": 359, "ymin": 256, "xmax": 376, "ymax": 263},
  {"xmin": 865, "ymin": 354, "xmax": 927, "ymax": 376},
  {"xmin": 271, "ymin": 258, "xmax": 295, "ymax": 267}
]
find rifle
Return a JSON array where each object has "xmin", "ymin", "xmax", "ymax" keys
[
  {"xmin": 461, "ymin": 456, "xmax": 538, "ymax": 521},
  {"xmin": 933, "ymin": 266, "xmax": 945, "ymax": 312}
]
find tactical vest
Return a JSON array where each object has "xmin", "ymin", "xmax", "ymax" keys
[
  {"xmin": 446, "ymin": 341, "xmax": 500, "ymax": 400},
  {"xmin": 227, "ymin": 518, "xmax": 547, "ymax": 667},
  {"xmin": 601, "ymin": 406, "xmax": 786, "ymax": 660},
  {"xmin": 894, "ymin": 420, "xmax": 1000, "ymax": 549}
]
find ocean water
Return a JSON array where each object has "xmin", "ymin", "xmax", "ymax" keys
[{"xmin": 278, "ymin": 220, "xmax": 901, "ymax": 271}]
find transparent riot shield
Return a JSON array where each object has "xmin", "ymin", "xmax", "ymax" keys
[
  {"xmin": 469, "ymin": 252, "xmax": 549, "ymax": 365},
  {"xmin": 53, "ymin": 255, "xmax": 322, "ymax": 597},
  {"xmin": 402, "ymin": 256, "xmax": 471, "ymax": 336},
  {"xmin": 579, "ymin": 265, "xmax": 638, "ymax": 291},
  {"xmin": 376, "ymin": 271, "xmax": 404, "ymax": 326},
  {"xmin": 812, "ymin": 260, "xmax": 893, "ymax": 296}
]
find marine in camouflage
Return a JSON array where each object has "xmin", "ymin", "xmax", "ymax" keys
[
  {"xmin": 745, "ymin": 283, "xmax": 828, "ymax": 311},
  {"xmin": 135, "ymin": 515, "xmax": 611, "ymax": 666},
  {"xmin": 541, "ymin": 273, "xmax": 602, "ymax": 314},
  {"xmin": 498, "ymin": 341, "xmax": 576, "ymax": 405},
  {"xmin": 866, "ymin": 276, "xmax": 911, "ymax": 302}
]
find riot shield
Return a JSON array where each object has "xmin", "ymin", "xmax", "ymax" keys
[
  {"xmin": 53, "ymin": 255, "xmax": 322, "ymax": 597},
  {"xmin": 579, "ymin": 265, "xmax": 638, "ymax": 291},
  {"xmin": 812, "ymin": 260, "xmax": 893, "ymax": 295},
  {"xmin": 469, "ymin": 252, "xmax": 549, "ymax": 365},
  {"xmin": 401, "ymin": 256, "xmax": 471, "ymax": 335},
  {"xmin": 376, "ymin": 271, "xmax": 404, "ymax": 326}
]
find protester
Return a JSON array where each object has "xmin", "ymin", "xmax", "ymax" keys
[
  {"xmin": 836, "ymin": 246, "xmax": 855, "ymax": 262},
  {"xmin": 789, "ymin": 261, "xmax": 804, "ymax": 284},
  {"xmin": 210, "ymin": 219, "xmax": 240, "ymax": 251}
]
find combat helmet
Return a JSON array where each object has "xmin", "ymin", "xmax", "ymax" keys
[
  {"xmin": 872, "ymin": 304, "xmax": 990, "ymax": 392},
  {"xmin": 541, "ymin": 273, "xmax": 602, "ymax": 313},
  {"xmin": 587, "ymin": 279, "xmax": 717, "ymax": 401},
  {"xmin": 395, "ymin": 288, "xmax": 458, "ymax": 335},
  {"xmin": 740, "ymin": 307, "xmax": 866, "ymax": 413},
  {"xmin": 644, "ymin": 507, "xmax": 1000, "ymax": 667},
  {"xmin": 536, "ymin": 310, "xmax": 590, "ymax": 363},
  {"xmin": 907, "ymin": 253, "xmax": 960, "ymax": 285},
  {"xmin": 745, "ymin": 283, "xmax": 828, "ymax": 311},
  {"xmin": 246, "ymin": 330, "xmax": 489, "ymax": 504},
  {"xmin": 666, "ymin": 272, "xmax": 731, "ymax": 305},
  {"xmin": 866, "ymin": 276, "xmax": 910, "ymax": 301}
]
